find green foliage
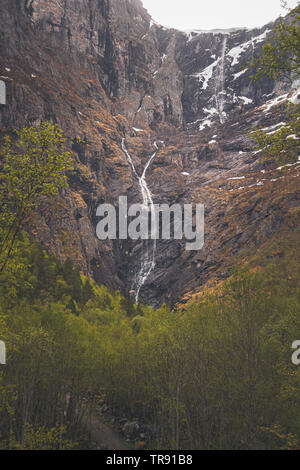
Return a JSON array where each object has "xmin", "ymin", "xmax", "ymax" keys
[
  {"xmin": 0, "ymin": 231, "xmax": 300, "ymax": 449},
  {"xmin": 62, "ymin": 258, "xmax": 83, "ymax": 304},
  {"xmin": 250, "ymin": 104, "xmax": 300, "ymax": 165},
  {"xmin": 2, "ymin": 424, "xmax": 76, "ymax": 450},
  {"xmin": 0, "ymin": 121, "xmax": 73, "ymax": 274},
  {"xmin": 0, "ymin": 236, "xmax": 150, "ymax": 449},
  {"xmin": 250, "ymin": 4, "xmax": 300, "ymax": 80},
  {"xmin": 91, "ymin": 231, "xmax": 300, "ymax": 450},
  {"xmin": 249, "ymin": 4, "xmax": 300, "ymax": 165}
]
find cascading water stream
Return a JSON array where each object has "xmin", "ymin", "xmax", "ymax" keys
[
  {"xmin": 121, "ymin": 138, "xmax": 158, "ymax": 304},
  {"xmin": 215, "ymin": 36, "xmax": 227, "ymax": 124}
]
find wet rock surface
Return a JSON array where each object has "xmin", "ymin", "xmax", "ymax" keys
[{"xmin": 0, "ymin": 0, "xmax": 299, "ymax": 307}]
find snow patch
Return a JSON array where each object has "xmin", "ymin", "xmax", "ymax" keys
[
  {"xmin": 261, "ymin": 122, "xmax": 286, "ymax": 133},
  {"xmin": 263, "ymin": 94, "xmax": 288, "ymax": 113},
  {"xmin": 183, "ymin": 27, "xmax": 246, "ymax": 37},
  {"xmin": 227, "ymin": 29, "xmax": 271, "ymax": 66},
  {"xmin": 203, "ymin": 107, "xmax": 218, "ymax": 116},
  {"xmin": 276, "ymin": 162, "xmax": 300, "ymax": 170},
  {"xmin": 233, "ymin": 69, "xmax": 247, "ymax": 80},
  {"xmin": 193, "ymin": 58, "xmax": 220, "ymax": 90},
  {"xmin": 149, "ymin": 19, "xmax": 157, "ymax": 28},
  {"xmin": 286, "ymin": 134, "xmax": 299, "ymax": 140},
  {"xmin": 199, "ymin": 119, "xmax": 213, "ymax": 131},
  {"xmin": 239, "ymin": 96, "xmax": 253, "ymax": 105},
  {"xmin": 288, "ymin": 87, "xmax": 300, "ymax": 105}
]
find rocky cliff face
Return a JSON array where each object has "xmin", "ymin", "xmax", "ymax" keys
[
  {"xmin": 21, "ymin": 0, "xmax": 288, "ymax": 130},
  {"xmin": 0, "ymin": 0, "xmax": 299, "ymax": 307}
]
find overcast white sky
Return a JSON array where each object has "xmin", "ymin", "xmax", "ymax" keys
[{"xmin": 142, "ymin": 0, "xmax": 299, "ymax": 31}]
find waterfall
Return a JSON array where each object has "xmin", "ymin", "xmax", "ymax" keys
[
  {"xmin": 121, "ymin": 138, "xmax": 158, "ymax": 304},
  {"xmin": 215, "ymin": 36, "xmax": 227, "ymax": 124}
]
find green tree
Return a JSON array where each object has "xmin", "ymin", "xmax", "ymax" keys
[
  {"xmin": 82, "ymin": 279, "xmax": 94, "ymax": 305},
  {"xmin": 6, "ymin": 424, "xmax": 76, "ymax": 450},
  {"xmin": 251, "ymin": 105, "xmax": 300, "ymax": 165},
  {"xmin": 62, "ymin": 258, "xmax": 83, "ymax": 304},
  {"xmin": 249, "ymin": 4, "xmax": 300, "ymax": 165},
  {"xmin": 0, "ymin": 121, "xmax": 73, "ymax": 274},
  {"xmin": 251, "ymin": 4, "xmax": 300, "ymax": 80}
]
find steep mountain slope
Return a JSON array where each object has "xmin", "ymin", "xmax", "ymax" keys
[{"xmin": 0, "ymin": 0, "xmax": 299, "ymax": 307}]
